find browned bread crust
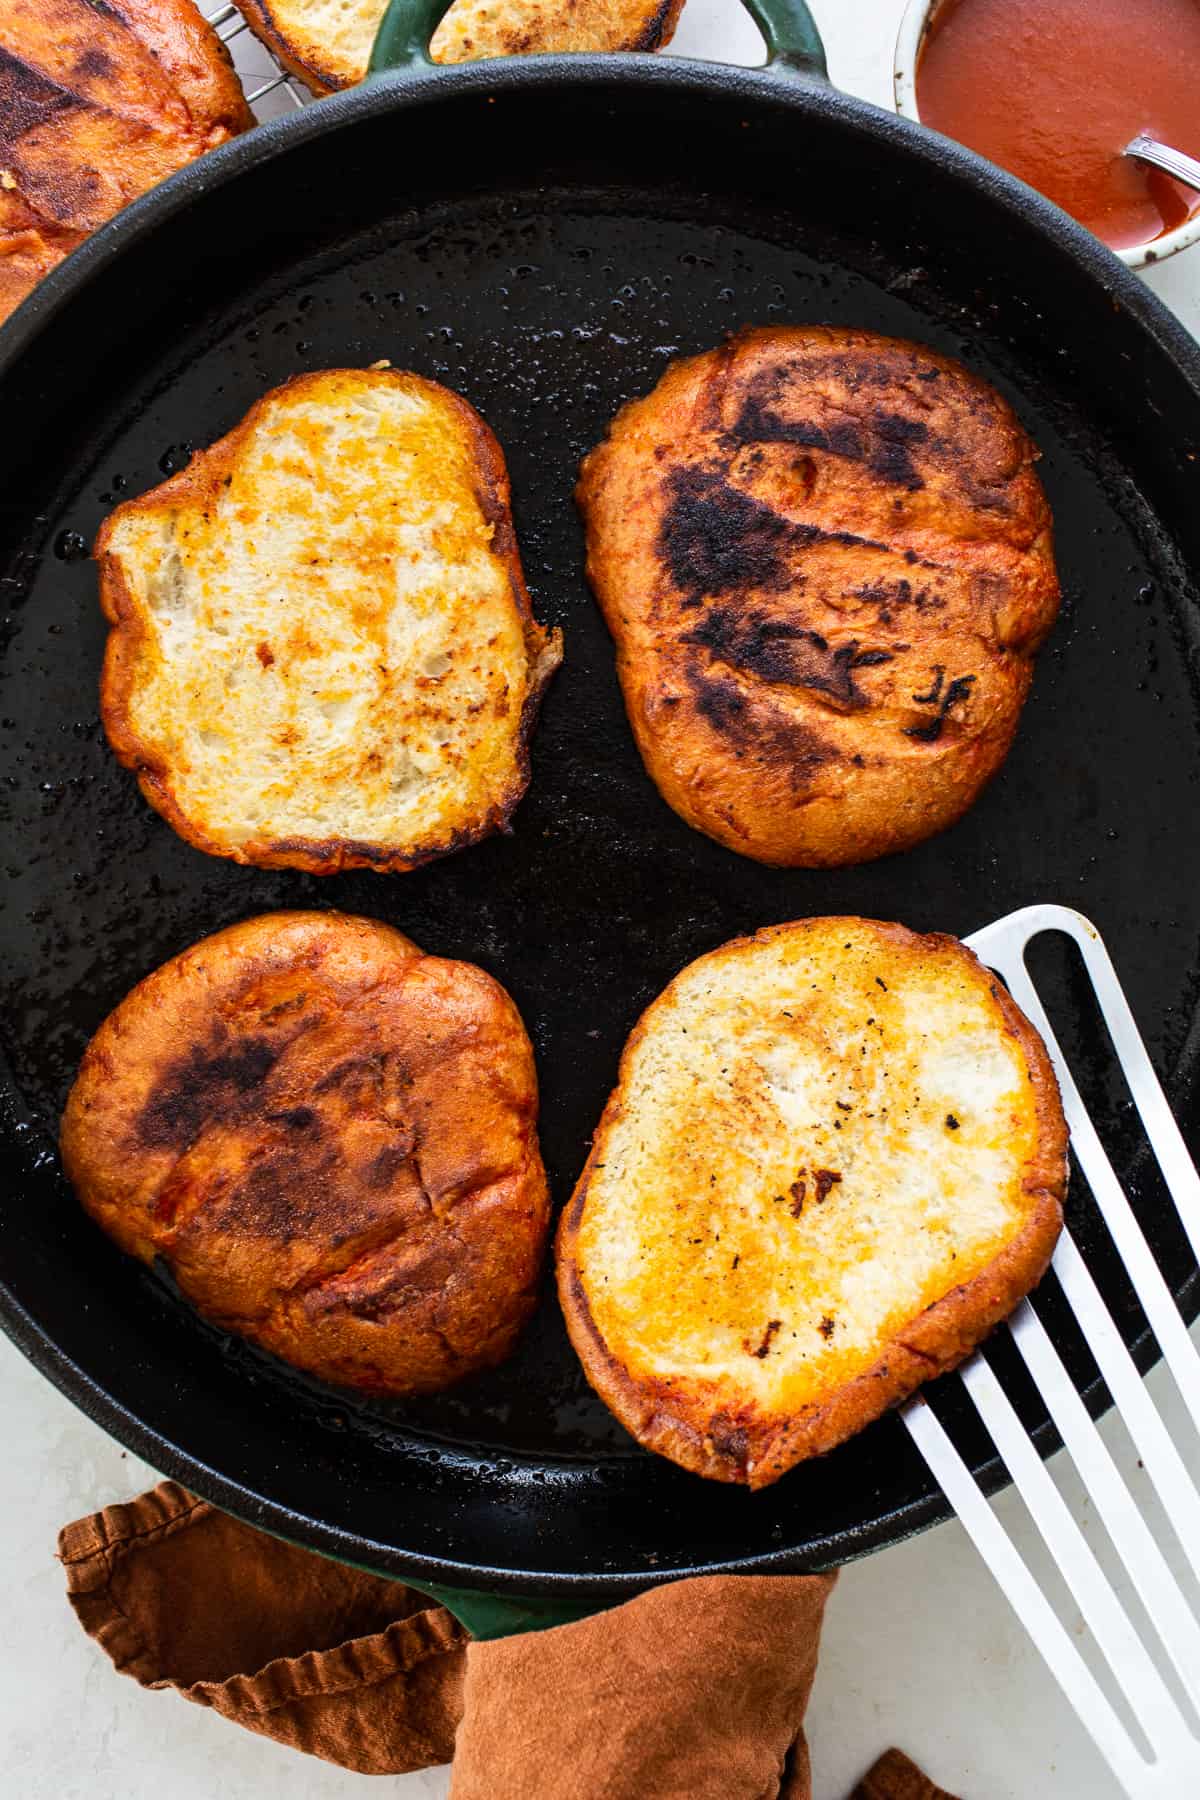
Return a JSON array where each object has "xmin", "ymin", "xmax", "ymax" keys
[
  {"xmin": 95, "ymin": 368, "xmax": 562, "ymax": 874},
  {"xmin": 233, "ymin": 0, "xmax": 344, "ymax": 93},
  {"xmin": 577, "ymin": 327, "xmax": 1061, "ymax": 867},
  {"xmin": 61, "ymin": 912, "xmax": 551, "ymax": 1395},
  {"xmin": 237, "ymin": 0, "xmax": 685, "ymax": 95},
  {"xmin": 0, "ymin": 0, "xmax": 252, "ymax": 325},
  {"xmin": 557, "ymin": 917, "xmax": 1067, "ymax": 1488}
]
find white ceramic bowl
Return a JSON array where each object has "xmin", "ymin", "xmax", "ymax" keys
[{"xmin": 893, "ymin": 0, "xmax": 1200, "ymax": 271}]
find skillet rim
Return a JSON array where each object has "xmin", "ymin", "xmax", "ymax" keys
[
  {"xmin": 4, "ymin": 52, "xmax": 1200, "ymax": 390},
  {"xmin": 1, "ymin": 53, "xmax": 1199, "ymax": 1595}
]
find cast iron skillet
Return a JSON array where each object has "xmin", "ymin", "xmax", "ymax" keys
[{"xmin": 1, "ymin": 0, "xmax": 1199, "ymax": 1637}]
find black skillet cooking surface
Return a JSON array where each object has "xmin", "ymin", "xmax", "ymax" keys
[{"xmin": 1, "ymin": 38, "xmax": 1200, "ymax": 1602}]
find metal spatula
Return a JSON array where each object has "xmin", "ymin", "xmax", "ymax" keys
[{"xmin": 905, "ymin": 905, "xmax": 1200, "ymax": 1797}]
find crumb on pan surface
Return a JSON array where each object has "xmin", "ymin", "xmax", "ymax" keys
[
  {"xmin": 95, "ymin": 368, "xmax": 561, "ymax": 873},
  {"xmin": 60, "ymin": 911, "xmax": 551, "ymax": 1395},
  {"xmin": 577, "ymin": 326, "xmax": 1061, "ymax": 868},
  {"xmin": 557, "ymin": 916, "xmax": 1067, "ymax": 1488}
]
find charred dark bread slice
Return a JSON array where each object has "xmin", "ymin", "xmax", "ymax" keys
[
  {"xmin": 61, "ymin": 912, "xmax": 551, "ymax": 1395},
  {"xmin": 0, "ymin": 0, "xmax": 251, "ymax": 325},
  {"xmin": 557, "ymin": 917, "xmax": 1067, "ymax": 1488},
  {"xmin": 577, "ymin": 326, "xmax": 1061, "ymax": 867},
  {"xmin": 95, "ymin": 368, "xmax": 562, "ymax": 873}
]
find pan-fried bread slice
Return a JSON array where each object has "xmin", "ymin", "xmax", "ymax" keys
[
  {"xmin": 557, "ymin": 917, "xmax": 1067, "ymax": 1488},
  {"xmin": 0, "ymin": 0, "xmax": 252, "ymax": 325},
  {"xmin": 577, "ymin": 326, "xmax": 1061, "ymax": 866},
  {"xmin": 237, "ymin": 0, "xmax": 684, "ymax": 93},
  {"xmin": 61, "ymin": 911, "xmax": 551, "ymax": 1395},
  {"xmin": 96, "ymin": 368, "xmax": 562, "ymax": 873}
]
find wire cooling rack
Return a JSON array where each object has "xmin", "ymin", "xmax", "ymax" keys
[{"xmin": 203, "ymin": 2, "xmax": 315, "ymax": 117}]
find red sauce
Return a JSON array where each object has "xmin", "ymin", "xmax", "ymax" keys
[{"xmin": 916, "ymin": 0, "xmax": 1200, "ymax": 250}]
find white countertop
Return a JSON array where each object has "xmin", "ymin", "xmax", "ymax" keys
[{"xmin": 4, "ymin": 3, "xmax": 1200, "ymax": 1796}]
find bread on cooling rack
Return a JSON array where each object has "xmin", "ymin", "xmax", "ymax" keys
[
  {"xmin": 0, "ymin": 0, "xmax": 252, "ymax": 325},
  {"xmin": 237, "ymin": 0, "xmax": 685, "ymax": 92}
]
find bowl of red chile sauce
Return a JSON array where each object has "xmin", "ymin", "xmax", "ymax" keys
[{"xmin": 895, "ymin": 0, "xmax": 1200, "ymax": 268}]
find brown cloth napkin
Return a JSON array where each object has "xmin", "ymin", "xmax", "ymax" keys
[{"xmin": 59, "ymin": 1480, "xmax": 959, "ymax": 1799}]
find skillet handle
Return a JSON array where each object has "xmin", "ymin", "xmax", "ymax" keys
[
  {"xmin": 369, "ymin": 0, "xmax": 828, "ymax": 81},
  {"xmin": 733, "ymin": 0, "xmax": 828, "ymax": 79},
  {"xmin": 415, "ymin": 1577, "xmax": 613, "ymax": 1639}
]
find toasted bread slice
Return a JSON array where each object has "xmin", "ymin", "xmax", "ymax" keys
[
  {"xmin": 577, "ymin": 327, "xmax": 1061, "ymax": 867},
  {"xmin": 238, "ymin": 0, "xmax": 684, "ymax": 93},
  {"xmin": 96, "ymin": 368, "xmax": 562, "ymax": 873},
  {"xmin": 61, "ymin": 911, "xmax": 551, "ymax": 1395},
  {"xmin": 557, "ymin": 917, "xmax": 1067, "ymax": 1488},
  {"xmin": 0, "ymin": 0, "xmax": 251, "ymax": 325}
]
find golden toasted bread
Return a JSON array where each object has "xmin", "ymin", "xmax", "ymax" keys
[
  {"xmin": 557, "ymin": 917, "xmax": 1067, "ymax": 1488},
  {"xmin": 0, "ymin": 0, "xmax": 251, "ymax": 326},
  {"xmin": 238, "ymin": 0, "xmax": 683, "ymax": 92},
  {"xmin": 61, "ymin": 911, "xmax": 551, "ymax": 1395},
  {"xmin": 95, "ymin": 367, "xmax": 562, "ymax": 873},
  {"xmin": 577, "ymin": 327, "xmax": 1061, "ymax": 867}
]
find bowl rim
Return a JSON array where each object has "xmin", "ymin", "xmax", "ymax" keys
[{"xmin": 892, "ymin": 0, "xmax": 1200, "ymax": 272}]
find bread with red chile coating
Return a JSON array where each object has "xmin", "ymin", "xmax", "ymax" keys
[
  {"xmin": 61, "ymin": 911, "xmax": 550, "ymax": 1395},
  {"xmin": 0, "ymin": 0, "xmax": 251, "ymax": 326},
  {"xmin": 576, "ymin": 326, "xmax": 1060, "ymax": 866},
  {"xmin": 557, "ymin": 916, "xmax": 1067, "ymax": 1487}
]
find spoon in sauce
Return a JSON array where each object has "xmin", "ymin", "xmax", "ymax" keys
[
  {"xmin": 1126, "ymin": 134, "xmax": 1200, "ymax": 198},
  {"xmin": 909, "ymin": 0, "xmax": 1200, "ymax": 255}
]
